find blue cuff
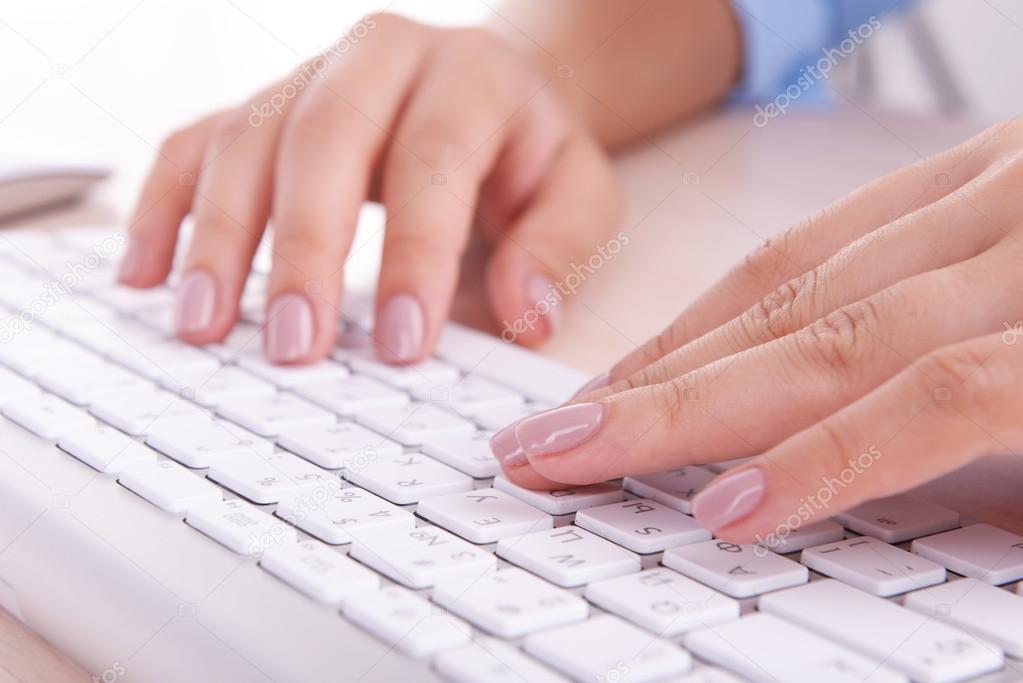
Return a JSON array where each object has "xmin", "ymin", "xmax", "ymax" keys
[{"xmin": 731, "ymin": 0, "xmax": 916, "ymax": 104}]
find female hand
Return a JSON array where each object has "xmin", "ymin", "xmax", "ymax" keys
[
  {"xmin": 492, "ymin": 118, "xmax": 1023, "ymax": 542},
  {"xmin": 118, "ymin": 13, "xmax": 620, "ymax": 364}
]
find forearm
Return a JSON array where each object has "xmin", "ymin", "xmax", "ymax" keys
[{"xmin": 490, "ymin": 0, "xmax": 742, "ymax": 149}]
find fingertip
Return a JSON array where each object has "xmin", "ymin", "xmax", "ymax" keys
[
  {"xmin": 117, "ymin": 238, "xmax": 172, "ymax": 288},
  {"xmin": 374, "ymin": 292, "xmax": 427, "ymax": 365},
  {"xmin": 486, "ymin": 248, "xmax": 560, "ymax": 347}
]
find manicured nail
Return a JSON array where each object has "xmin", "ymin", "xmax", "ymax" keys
[
  {"xmin": 490, "ymin": 421, "xmax": 527, "ymax": 468},
  {"xmin": 514, "ymin": 402, "xmax": 605, "ymax": 459},
  {"xmin": 376, "ymin": 293, "xmax": 424, "ymax": 364},
  {"xmin": 526, "ymin": 273, "xmax": 560, "ymax": 333},
  {"xmin": 174, "ymin": 270, "xmax": 217, "ymax": 334},
  {"xmin": 265, "ymin": 292, "xmax": 314, "ymax": 363},
  {"xmin": 117, "ymin": 240, "xmax": 144, "ymax": 283},
  {"xmin": 692, "ymin": 467, "xmax": 766, "ymax": 531},
  {"xmin": 572, "ymin": 372, "xmax": 610, "ymax": 398}
]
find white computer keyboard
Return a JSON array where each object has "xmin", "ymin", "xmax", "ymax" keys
[{"xmin": 0, "ymin": 226, "xmax": 1022, "ymax": 683}]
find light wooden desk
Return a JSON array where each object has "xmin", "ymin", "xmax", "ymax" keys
[{"xmin": 4, "ymin": 108, "xmax": 1021, "ymax": 681}]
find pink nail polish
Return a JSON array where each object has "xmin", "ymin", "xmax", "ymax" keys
[
  {"xmin": 174, "ymin": 270, "xmax": 217, "ymax": 334},
  {"xmin": 117, "ymin": 240, "xmax": 144, "ymax": 283},
  {"xmin": 376, "ymin": 293, "xmax": 424, "ymax": 364},
  {"xmin": 490, "ymin": 421, "xmax": 527, "ymax": 468},
  {"xmin": 526, "ymin": 273, "xmax": 560, "ymax": 333},
  {"xmin": 572, "ymin": 372, "xmax": 610, "ymax": 398},
  {"xmin": 514, "ymin": 402, "xmax": 605, "ymax": 459},
  {"xmin": 692, "ymin": 467, "xmax": 766, "ymax": 531},
  {"xmin": 265, "ymin": 292, "xmax": 314, "ymax": 363}
]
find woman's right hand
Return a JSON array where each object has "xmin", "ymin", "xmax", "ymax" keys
[{"xmin": 119, "ymin": 12, "xmax": 621, "ymax": 364}]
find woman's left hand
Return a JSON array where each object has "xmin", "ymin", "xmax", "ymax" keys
[{"xmin": 491, "ymin": 118, "xmax": 1023, "ymax": 543}]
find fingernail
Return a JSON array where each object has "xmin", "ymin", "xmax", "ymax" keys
[
  {"xmin": 490, "ymin": 421, "xmax": 527, "ymax": 468},
  {"xmin": 376, "ymin": 293, "xmax": 424, "ymax": 364},
  {"xmin": 572, "ymin": 372, "xmax": 610, "ymax": 398},
  {"xmin": 117, "ymin": 240, "xmax": 144, "ymax": 283},
  {"xmin": 526, "ymin": 274, "xmax": 560, "ymax": 334},
  {"xmin": 692, "ymin": 467, "xmax": 766, "ymax": 531},
  {"xmin": 266, "ymin": 292, "xmax": 314, "ymax": 363},
  {"xmin": 514, "ymin": 402, "xmax": 605, "ymax": 459},
  {"xmin": 174, "ymin": 270, "xmax": 217, "ymax": 334}
]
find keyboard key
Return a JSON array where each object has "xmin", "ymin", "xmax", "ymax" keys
[
  {"xmin": 343, "ymin": 585, "xmax": 470, "ymax": 658},
  {"xmin": 3, "ymin": 394, "xmax": 93, "ymax": 440},
  {"xmin": 663, "ymin": 540, "xmax": 808, "ymax": 598},
  {"xmin": 675, "ymin": 668, "xmax": 745, "ymax": 683},
  {"xmin": 493, "ymin": 475, "xmax": 623, "ymax": 515},
  {"xmin": 764, "ymin": 580, "xmax": 1005, "ymax": 683},
  {"xmin": 496, "ymin": 526, "xmax": 640, "ymax": 587},
  {"xmin": 421, "ymin": 430, "xmax": 501, "ymax": 478},
  {"xmin": 435, "ymin": 638, "xmax": 568, "ymax": 683},
  {"xmin": 434, "ymin": 567, "xmax": 587, "ymax": 638},
  {"xmin": 587, "ymin": 567, "xmax": 739, "ymax": 636},
  {"xmin": 755, "ymin": 519, "xmax": 845, "ymax": 555},
  {"xmin": 107, "ymin": 333, "xmax": 220, "ymax": 379},
  {"xmin": 835, "ymin": 494, "xmax": 960, "ymax": 543},
  {"xmin": 524, "ymin": 614, "xmax": 691, "ymax": 683},
  {"xmin": 575, "ymin": 499, "xmax": 711, "ymax": 554},
  {"xmin": 276, "ymin": 421, "xmax": 402, "ymax": 470},
  {"xmin": 186, "ymin": 498, "xmax": 297, "ymax": 557},
  {"xmin": 474, "ymin": 402, "xmax": 551, "ymax": 432},
  {"xmin": 911, "ymin": 523, "xmax": 1023, "ymax": 585},
  {"xmin": 202, "ymin": 322, "xmax": 262, "ymax": 362},
  {"xmin": 237, "ymin": 351, "xmax": 348, "ymax": 388},
  {"xmin": 118, "ymin": 460, "xmax": 222, "ymax": 514},
  {"xmin": 0, "ymin": 367, "xmax": 41, "ymax": 406},
  {"xmin": 801, "ymin": 536, "xmax": 945, "ymax": 596},
  {"xmin": 58, "ymin": 422, "xmax": 157, "ymax": 474},
  {"xmin": 344, "ymin": 452, "xmax": 472, "ymax": 505},
  {"xmin": 417, "ymin": 487, "xmax": 552, "ymax": 543},
  {"xmin": 356, "ymin": 402, "xmax": 474, "ymax": 446},
  {"xmin": 216, "ymin": 393, "xmax": 335, "ymax": 437},
  {"xmin": 37, "ymin": 361, "xmax": 150, "ymax": 405},
  {"xmin": 207, "ymin": 451, "xmax": 334, "ymax": 504},
  {"xmin": 259, "ymin": 539, "xmax": 378, "ymax": 607},
  {"xmin": 346, "ymin": 353, "xmax": 459, "ymax": 389},
  {"xmin": 904, "ymin": 578, "xmax": 1023, "ymax": 658},
  {"xmin": 684, "ymin": 612, "xmax": 907, "ymax": 683},
  {"xmin": 410, "ymin": 375, "xmax": 522, "ymax": 417},
  {"xmin": 349, "ymin": 524, "xmax": 495, "ymax": 589},
  {"xmin": 90, "ymin": 388, "xmax": 206, "ymax": 436},
  {"xmin": 705, "ymin": 457, "xmax": 755, "ymax": 474},
  {"xmin": 293, "ymin": 375, "xmax": 407, "ymax": 416},
  {"xmin": 146, "ymin": 415, "xmax": 272, "ymax": 468},
  {"xmin": 623, "ymin": 467, "xmax": 717, "ymax": 514},
  {"xmin": 160, "ymin": 365, "xmax": 275, "ymax": 408},
  {"xmin": 275, "ymin": 482, "xmax": 413, "ymax": 545}
]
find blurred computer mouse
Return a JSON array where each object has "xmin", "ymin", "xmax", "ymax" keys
[{"xmin": 0, "ymin": 158, "xmax": 110, "ymax": 222}]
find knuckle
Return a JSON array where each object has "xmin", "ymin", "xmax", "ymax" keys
[
  {"xmin": 653, "ymin": 373, "xmax": 702, "ymax": 431},
  {"xmin": 209, "ymin": 110, "xmax": 253, "ymax": 145},
  {"xmin": 386, "ymin": 228, "xmax": 464, "ymax": 263},
  {"xmin": 741, "ymin": 267, "xmax": 824, "ymax": 344},
  {"xmin": 912, "ymin": 345, "xmax": 1008, "ymax": 417},
  {"xmin": 400, "ymin": 126, "xmax": 470, "ymax": 171},
  {"xmin": 447, "ymin": 26, "xmax": 498, "ymax": 53},
  {"xmin": 795, "ymin": 300, "xmax": 881, "ymax": 374},
  {"xmin": 814, "ymin": 418, "xmax": 861, "ymax": 479},
  {"xmin": 157, "ymin": 125, "xmax": 201, "ymax": 166}
]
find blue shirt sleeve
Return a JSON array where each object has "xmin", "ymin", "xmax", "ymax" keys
[{"xmin": 731, "ymin": 0, "xmax": 916, "ymax": 105}]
